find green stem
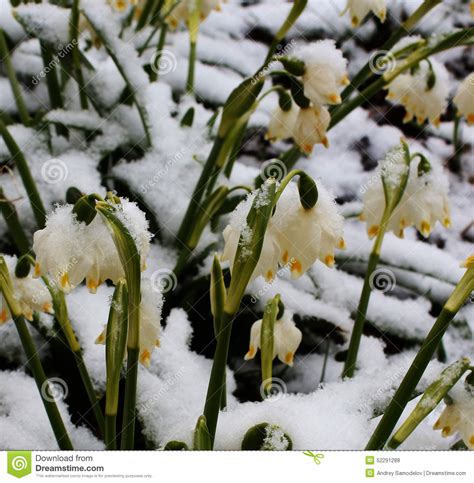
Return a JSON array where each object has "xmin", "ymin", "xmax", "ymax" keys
[
  {"xmin": 0, "ymin": 187, "xmax": 31, "ymax": 255},
  {"xmin": 0, "ymin": 118, "xmax": 46, "ymax": 228},
  {"xmin": 449, "ymin": 114, "xmax": 462, "ymax": 173},
  {"xmin": 342, "ymin": 213, "xmax": 388, "ymax": 378},
  {"xmin": 105, "ymin": 414, "xmax": 117, "ymax": 450},
  {"xmin": 13, "ymin": 315, "xmax": 74, "ymax": 449},
  {"xmin": 339, "ymin": 0, "xmax": 442, "ymax": 102},
  {"xmin": 136, "ymin": 0, "xmax": 157, "ymax": 30},
  {"xmin": 120, "ymin": 347, "xmax": 139, "ymax": 450},
  {"xmin": 149, "ymin": 23, "xmax": 168, "ymax": 82},
  {"xmin": 70, "ymin": 0, "xmax": 88, "ymax": 110},
  {"xmin": 186, "ymin": 40, "xmax": 197, "ymax": 94},
  {"xmin": 0, "ymin": 29, "xmax": 31, "ymax": 125},
  {"xmin": 366, "ymin": 267, "xmax": 474, "ymax": 450},
  {"xmin": 40, "ymin": 42, "xmax": 63, "ymax": 109},
  {"xmin": 203, "ymin": 311, "xmax": 233, "ymax": 446}
]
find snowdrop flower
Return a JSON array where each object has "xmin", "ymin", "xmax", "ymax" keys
[
  {"xmin": 386, "ymin": 59, "xmax": 449, "ymax": 126},
  {"xmin": 221, "ymin": 206, "xmax": 281, "ymax": 283},
  {"xmin": 361, "ymin": 152, "xmax": 450, "ymax": 238},
  {"xmin": 33, "ymin": 200, "xmax": 151, "ymax": 293},
  {"xmin": 453, "ymin": 73, "xmax": 474, "ymax": 125},
  {"xmin": 165, "ymin": 0, "xmax": 222, "ymax": 29},
  {"xmin": 244, "ymin": 311, "xmax": 302, "ymax": 366},
  {"xmin": 266, "ymin": 103, "xmax": 299, "ymax": 142},
  {"xmin": 434, "ymin": 387, "xmax": 474, "ymax": 449},
  {"xmin": 0, "ymin": 255, "xmax": 53, "ymax": 324},
  {"xmin": 292, "ymin": 106, "xmax": 330, "ymax": 153},
  {"xmin": 292, "ymin": 40, "xmax": 349, "ymax": 108},
  {"xmin": 272, "ymin": 182, "xmax": 345, "ymax": 277},
  {"xmin": 96, "ymin": 279, "xmax": 163, "ymax": 367},
  {"xmin": 343, "ymin": 0, "xmax": 387, "ymax": 26}
]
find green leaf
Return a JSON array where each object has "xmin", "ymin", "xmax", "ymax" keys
[
  {"xmin": 210, "ymin": 255, "xmax": 226, "ymax": 335},
  {"xmin": 261, "ymin": 295, "xmax": 280, "ymax": 395},
  {"xmin": 241, "ymin": 423, "xmax": 293, "ymax": 450},
  {"xmin": 193, "ymin": 415, "xmax": 212, "ymax": 450},
  {"xmin": 163, "ymin": 441, "xmax": 189, "ymax": 451}
]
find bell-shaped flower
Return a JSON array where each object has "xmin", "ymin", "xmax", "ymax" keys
[
  {"xmin": 266, "ymin": 103, "xmax": 299, "ymax": 142},
  {"xmin": 33, "ymin": 199, "xmax": 151, "ymax": 293},
  {"xmin": 343, "ymin": 0, "xmax": 387, "ymax": 26},
  {"xmin": 453, "ymin": 73, "xmax": 474, "ymax": 125},
  {"xmin": 292, "ymin": 105, "xmax": 330, "ymax": 153},
  {"xmin": 244, "ymin": 311, "xmax": 302, "ymax": 366},
  {"xmin": 96, "ymin": 279, "xmax": 163, "ymax": 367},
  {"xmin": 1, "ymin": 255, "xmax": 53, "ymax": 324},
  {"xmin": 361, "ymin": 153, "xmax": 450, "ymax": 238},
  {"xmin": 165, "ymin": 0, "xmax": 221, "ymax": 29},
  {"xmin": 434, "ymin": 386, "xmax": 474, "ymax": 449},
  {"xmin": 221, "ymin": 191, "xmax": 281, "ymax": 282},
  {"xmin": 386, "ymin": 59, "xmax": 449, "ymax": 127},
  {"xmin": 272, "ymin": 182, "xmax": 345, "ymax": 277},
  {"xmin": 292, "ymin": 40, "xmax": 349, "ymax": 107}
]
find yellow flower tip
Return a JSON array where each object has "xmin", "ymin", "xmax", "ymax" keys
[
  {"xmin": 264, "ymin": 131, "xmax": 273, "ymax": 141},
  {"xmin": 33, "ymin": 262, "xmax": 41, "ymax": 278},
  {"xmin": 403, "ymin": 112, "xmax": 413, "ymax": 124},
  {"xmin": 139, "ymin": 350, "xmax": 151, "ymax": 367},
  {"xmin": 351, "ymin": 16, "xmax": 359, "ymax": 26},
  {"xmin": 341, "ymin": 74, "xmax": 350, "ymax": 86},
  {"xmin": 324, "ymin": 254, "xmax": 335, "ymax": 267},
  {"xmin": 321, "ymin": 137, "xmax": 329, "ymax": 148},
  {"xmin": 467, "ymin": 113, "xmax": 474, "ymax": 125},
  {"xmin": 441, "ymin": 426, "xmax": 451, "ymax": 437},
  {"xmin": 200, "ymin": 12, "xmax": 206, "ymax": 21},
  {"xmin": 282, "ymin": 250, "xmax": 289, "ymax": 265},
  {"xmin": 368, "ymin": 225, "xmax": 379, "ymax": 239},
  {"xmin": 328, "ymin": 93, "xmax": 341, "ymax": 104},
  {"xmin": 155, "ymin": 339, "xmax": 160, "ymax": 348},
  {"xmin": 337, "ymin": 238, "xmax": 346, "ymax": 250},
  {"xmin": 60, "ymin": 272, "xmax": 70, "ymax": 291},
  {"xmin": 378, "ymin": 9, "xmax": 387, "ymax": 22},
  {"xmin": 433, "ymin": 418, "xmax": 442, "ymax": 430},
  {"xmin": 24, "ymin": 309, "xmax": 34, "ymax": 321},
  {"xmin": 285, "ymin": 351, "xmax": 294, "ymax": 366},
  {"xmin": 265, "ymin": 270, "xmax": 274, "ymax": 282},
  {"xmin": 0, "ymin": 308, "xmax": 8, "ymax": 324},
  {"xmin": 95, "ymin": 332, "xmax": 106, "ymax": 345},
  {"xmin": 400, "ymin": 218, "xmax": 407, "ymax": 228},
  {"xmin": 420, "ymin": 221, "xmax": 431, "ymax": 237},
  {"xmin": 42, "ymin": 302, "xmax": 53, "ymax": 314},
  {"xmin": 302, "ymin": 144, "xmax": 314, "ymax": 154},
  {"xmin": 460, "ymin": 255, "xmax": 474, "ymax": 269},
  {"xmin": 86, "ymin": 278, "xmax": 100, "ymax": 294},
  {"xmin": 469, "ymin": 435, "xmax": 474, "ymax": 447},
  {"xmin": 215, "ymin": 2, "xmax": 222, "ymax": 12},
  {"xmin": 115, "ymin": 0, "xmax": 127, "ymax": 11},
  {"xmin": 432, "ymin": 117, "xmax": 441, "ymax": 128},
  {"xmin": 443, "ymin": 217, "xmax": 451, "ymax": 228},
  {"xmin": 397, "ymin": 229, "xmax": 404, "ymax": 239},
  {"xmin": 244, "ymin": 345, "xmax": 256, "ymax": 360},
  {"xmin": 290, "ymin": 259, "xmax": 303, "ymax": 276}
]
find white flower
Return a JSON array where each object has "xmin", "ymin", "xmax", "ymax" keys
[
  {"xmin": 344, "ymin": 0, "xmax": 387, "ymax": 26},
  {"xmin": 434, "ymin": 386, "xmax": 474, "ymax": 449},
  {"xmin": 96, "ymin": 279, "xmax": 163, "ymax": 367},
  {"xmin": 33, "ymin": 199, "xmax": 151, "ymax": 293},
  {"xmin": 1, "ymin": 255, "xmax": 53, "ymax": 324},
  {"xmin": 386, "ymin": 59, "xmax": 449, "ymax": 127},
  {"xmin": 244, "ymin": 311, "xmax": 302, "ymax": 366},
  {"xmin": 266, "ymin": 103, "xmax": 299, "ymax": 141},
  {"xmin": 272, "ymin": 182, "xmax": 345, "ymax": 277},
  {"xmin": 453, "ymin": 73, "xmax": 474, "ymax": 125},
  {"xmin": 221, "ymin": 202, "xmax": 281, "ymax": 283},
  {"xmin": 292, "ymin": 106, "xmax": 330, "ymax": 153},
  {"xmin": 293, "ymin": 40, "xmax": 349, "ymax": 107},
  {"xmin": 361, "ymin": 152, "xmax": 450, "ymax": 239},
  {"xmin": 165, "ymin": 0, "xmax": 221, "ymax": 28}
]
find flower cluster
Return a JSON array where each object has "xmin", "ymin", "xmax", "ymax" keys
[
  {"xmin": 245, "ymin": 310, "xmax": 302, "ymax": 367},
  {"xmin": 386, "ymin": 58, "xmax": 450, "ymax": 127},
  {"xmin": 33, "ymin": 199, "xmax": 151, "ymax": 294},
  {"xmin": 454, "ymin": 73, "xmax": 474, "ymax": 125},
  {"xmin": 164, "ymin": 0, "xmax": 222, "ymax": 29},
  {"xmin": 267, "ymin": 40, "xmax": 348, "ymax": 153},
  {"xmin": 0, "ymin": 255, "xmax": 53, "ymax": 324},
  {"xmin": 343, "ymin": 0, "xmax": 387, "ymax": 27},
  {"xmin": 222, "ymin": 181, "xmax": 344, "ymax": 282},
  {"xmin": 361, "ymin": 149, "xmax": 450, "ymax": 238}
]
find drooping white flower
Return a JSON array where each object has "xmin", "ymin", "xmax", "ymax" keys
[
  {"xmin": 292, "ymin": 106, "xmax": 330, "ymax": 153},
  {"xmin": 244, "ymin": 311, "xmax": 302, "ymax": 366},
  {"xmin": 33, "ymin": 199, "xmax": 151, "ymax": 293},
  {"xmin": 453, "ymin": 73, "xmax": 474, "ymax": 125},
  {"xmin": 386, "ymin": 59, "xmax": 450, "ymax": 127},
  {"xmin": 221, "ymin": 191, "xmax": 281, "ymax": 282},
  {"xmin": 1, "ymin": 255, "xmax": 53, "ymax": 324},
  {"xmin": 96, "ymin": 279, "xmax": 163, "ymax": 367},
  {"xmin": 343, "ymin": 0, "xmax": 387, "ymax": 26},
  {"xmin": 361, "ymin": 150, "xmax": 450, "ymax": 239},
  {"xmin": 292, "ymin": 40, "xmax": 349, "ymax": 108},
  {"xmin": 164, "ymin": 0, "xmax": 222, "ymax": 29},
  {"xmin": 434, "ymin": 385, "xmax": 474, "ymax": 449},
  {"xmin": 272, "ymin": 182, "xmax": 345, "ymax": 278},
  {"xmin": 266, "ymin": 103, "xmax": 299, "ymax": 142}
]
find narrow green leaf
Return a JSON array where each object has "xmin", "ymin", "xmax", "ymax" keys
[{"xmin": 193, "ymin": 415, "xmax": 212, "ymax": 450}]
